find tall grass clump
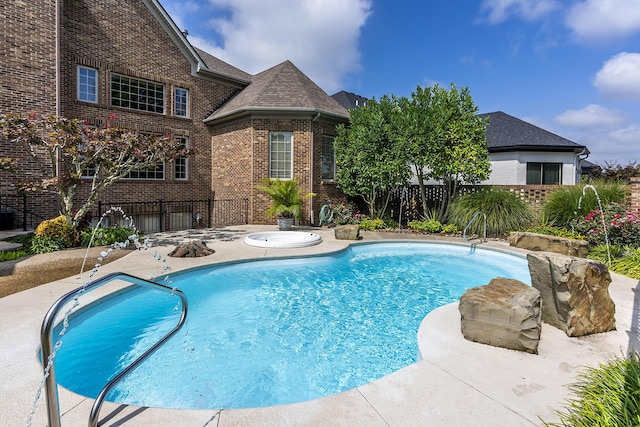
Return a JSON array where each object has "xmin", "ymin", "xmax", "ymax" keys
[
  {"xmin": 544, "ymin": 352, "xmax": 640, "ymax": 427},
  {"xmin": 543, "ymin": 181, "xmax": 629, "ymax": 228},
  {"xmin": 449, "ymin": 189, "xmax": 534, "ymax": 238}
]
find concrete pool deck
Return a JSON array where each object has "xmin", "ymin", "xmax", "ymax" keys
[{"xmin": 1, "ymin": 225, "xmax": 638, "ymax": 426}]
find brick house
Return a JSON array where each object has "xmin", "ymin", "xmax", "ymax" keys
[{"xmin": 0, "ymin": 0, "xmax": 349, "ymax": 228}]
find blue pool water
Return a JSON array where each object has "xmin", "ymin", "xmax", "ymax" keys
[{"xmin": 54, "ymin": 242, "xmax": 530, "ymax": 409}]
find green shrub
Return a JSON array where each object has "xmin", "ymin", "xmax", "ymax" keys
[
  {"xmin": 525, "ymin": 224, "xmax": 586, "ymax": 240},
  {"xmin": 0, "ymin": 249, "xmax": 28, "ymax": 261},
  {"xmin": 383, "ymin": 217, "xmax": 398, "ymax": 229},
  {"xmin": 449, "ymin": 189, "xmax": 534, "ymax": 238},
  {"xmin": 80, "ymin": 226, "xmax": 139, "ymax": 247},
  {"xmin": 34, "ymin": 215, "xmax": 76, "ymax": 246},
  {"xmin": 589, "ymin": 245, "xmax": 640, "ymax": 279},
  {"xmin": 441, "ymin": 223, "xmax": 459, "ymax": 234},
  {"xmin": 543, "ymin": 182, "xmax": 629, "ymax": 228},
  {"xmin": 408, "ymin": 219, "xmax": 442, "ymax": 233},
  {"xmin": 30, "ymin": 236, "xmax": 67, "ymax": 254},
  {"xmin": 359, "ymin": 217, "xmax": 386, "ymax": 230},
  {"xmin": 544, "ymin": 352, "xmax": 640, "ymax": 427}
]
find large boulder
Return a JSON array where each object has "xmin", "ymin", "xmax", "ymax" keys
[
  {"xmin": 527, "ymin": 252, "xmax": 616, "ymax": 337},
  {"xmin": 459, "ymin": 277, "xmax": 542, "ymax": 354},
  {"xmin": 509, "ymin": 231, "xmax": 589, "ymax": 257},
  {"xmin": 334, "ymin": 224, "xmax": 360, "ymax": 240}
]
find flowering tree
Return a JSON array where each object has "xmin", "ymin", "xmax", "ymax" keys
[{"xmin": 0, "ymin": 113, "xmax": 191, "ymax": 229}]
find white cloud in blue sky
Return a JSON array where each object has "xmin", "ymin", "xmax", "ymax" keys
[
  {"xmin": 566, "ymin": 0, "xmax": 640, "ymax": 42},
  {"xmin": 479, "ymin": 0, "xmax": 560, "ymax": 24},
  {"xmin": 594, "ymin": 52, "xmax": 640, "ymax": 100},
  {"xmin": 164, "ymin": 0, "xmax": 371, "ymax": 93}
]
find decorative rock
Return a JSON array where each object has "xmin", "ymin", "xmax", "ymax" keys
[
  {"xmin": 334, "ymin": 224, "xmax": 360, "ymax": 240},
  {"xmin": 527, "ymin": 252, "xmax": 616, "ymax": 337},
  {"xmin": 459, "ymin": 277, "xmax": 541, "ymax": 354},
  {"xmin": 168, "ymin": 240, "xmax": 215, "ymax": 258},
  {"xmin": 509, "ymin": 231, "xmax": 589, "ymax": 257}
]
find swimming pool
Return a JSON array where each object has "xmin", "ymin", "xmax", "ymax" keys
[{"xmin": 53, "ymin": 242, "xmax": 530, "ymax": 409}]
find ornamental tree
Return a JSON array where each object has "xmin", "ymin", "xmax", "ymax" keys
[
  {"xmin": 0, "ymin": 113, "xmax": 191, "ymax": 230},
  {"xmin": 397, "ymin": 84, "xmax": 490, "ymax": 220},
  {"xmin": 333, "ymin": 95, "xmax": 412, "ymax": 218}
]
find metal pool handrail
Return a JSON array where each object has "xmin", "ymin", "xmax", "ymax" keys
[
  {"xmin": 463, "ymin": 211, "xmax": 487, "ymax": 243},
  {"xmin": 40, "ymin": 272, "xmax": 188, "ymax": 427}
]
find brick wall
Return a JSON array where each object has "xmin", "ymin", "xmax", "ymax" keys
[
  {"xmin": 2, "ymin": 0, "xmax": 242, "ymax": 223},
  {"xmin": 631, "ymin": 177, "xmax": 640, "ymax": 212}
]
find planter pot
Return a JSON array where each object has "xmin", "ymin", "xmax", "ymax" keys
[{"xmin": 277, "ymin": 217, "xmax": 294, "ymax": 231}]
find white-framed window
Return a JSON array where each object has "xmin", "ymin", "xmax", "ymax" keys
[
  {"xmin": 321, "ymin": 135, "xmax": 335, "ymax": 180},
  {"xmin": 269, "ymin": 132, "xmax": 293, "ymax": 179},
  {"xmin": 174, "ymin": 87, "xmax": 189, "ymax": 118},
  {"xmin": 526, "ymin": 162, "xmax": 562, "ymax": 185},
  {"xmin": 174, "ymin": 136, "xmax": 189, "ymax": 180},
  {"xmin": 125, "ymin": 163, "xmax": 165, "ymax": 180},
  {"xmin": 110, "ymin": 73, "xmax": 164, "ymax": 113},
  {"xmin": 77, "ymin": 66, "xmax": 98, "ymax": 103}
]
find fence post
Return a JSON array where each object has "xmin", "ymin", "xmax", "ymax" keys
[
  {"xmin": 97, "ymin": 201, "xmax": 103, "ymax": 219},
  {"xmin": 22, "ymin": 193, "xmax": 27, "ymax": 231},
  {"xmin": 207, "ymin": 197, "xmax": 212, "ymax": 228},
  {"xmin": 631, "ymin": 177, "xmax": 640, "ymax": 212},
  {"xmin": 159, "ymin": 199, "xmax": 164, "ymax": 232}
]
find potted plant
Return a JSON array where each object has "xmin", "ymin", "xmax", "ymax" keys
[{"xmin": 257, "ymin": 178, "xmax": 315, "ymax": 230}]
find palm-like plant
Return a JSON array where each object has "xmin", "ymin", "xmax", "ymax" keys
[{"xmin": 257, "ymin": 178, "xmax": 315, "ymax": 220}]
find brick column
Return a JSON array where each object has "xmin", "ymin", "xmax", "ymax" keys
[{"xmin": 631, "ymin": 177, "xmax": 640, "ymax": 211}]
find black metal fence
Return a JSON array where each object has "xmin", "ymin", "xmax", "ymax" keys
[
  {"xmin": 94, "ymin": 197, "xmax": 249, "ymax": 233},
  {"xmin": 0, "ymin": 193, "xmax": 48, "ymax": 231}
]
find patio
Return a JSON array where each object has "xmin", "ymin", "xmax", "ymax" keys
[{"xmin": 1, "ymin": 225, "xmax": 638, "ymax": 426}]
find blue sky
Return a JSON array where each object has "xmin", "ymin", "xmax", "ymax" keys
[{"xmin": 159, "ymin": 0, "xmax": 640, "ymax": 165}]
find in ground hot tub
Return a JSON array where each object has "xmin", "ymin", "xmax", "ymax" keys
[{"xmin": 244, "ymin": 231, "xmax": 322, "ymax": 248}]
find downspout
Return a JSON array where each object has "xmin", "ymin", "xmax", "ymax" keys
[
  {"xmin": 310, "ymin": 111, "xmax": 321, "ymax": 225},
  {"xmin": 576, "ymin": 147, "xmax": 589, "ymax": 184},
  {"xmin": 55, "ymin": 0, "xmax": 62, "ymax": 212}
]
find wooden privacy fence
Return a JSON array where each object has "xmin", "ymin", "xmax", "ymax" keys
[{"xmin": 383, "ymin": 184, "xmax": 564, "ymax": 225}]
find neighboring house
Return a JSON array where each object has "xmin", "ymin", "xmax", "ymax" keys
[
  {"xmin": 479, "ymin": 111, "xmax": 589, "ymax": 186},
  {"xmin": 0, "ymin": 0, "xmax": 349, "ymax": 226},
  {"xmin": 331, "ymin": 91, "xmax": 368, "ymax": 110}
]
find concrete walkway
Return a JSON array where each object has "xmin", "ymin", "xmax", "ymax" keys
[{"xmin": 1, "ymin": 226, "xmax": 638, "ymax": 426}]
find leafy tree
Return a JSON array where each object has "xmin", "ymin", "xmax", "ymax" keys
[
  {"xmin": 406, "ymin": 84, "xmax": 490, "ymax": 220},
  {"xmin": 0, "ymin": 113, "xmax": 190, "ymax": 230},
  {"xmin": 587, "ymin": 160, "xmax": 640, "ymax": 183},
  {"xmin": 333, "ymin": 96, "xmax": 411, "ymax": 218}
]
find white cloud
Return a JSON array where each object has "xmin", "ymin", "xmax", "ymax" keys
[
  {"xmin": 191, "ymin": 0, "xmax": 372, "ymax": 93},
  {"xmin": 593, "ymin": 52, "xmax": 640, "ymax": 99},
  {"xmin": 555, "ymin": 104, "xmax": 627, "ymax": 128},
  {"xmin": 566, "ymin": 0, "xmax": 640, "ymax": 42},
  {"xmin": 480, "ymin": 0, "xmax": 560, "ymax": 24}
]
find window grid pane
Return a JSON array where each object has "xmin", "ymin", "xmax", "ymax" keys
[
  {"xmin": 174, "ymin": 136, "xmax": 189, "ymax": 180},
  {"xmin": 111, "ymin": 74, "xmax": 164, "ymax": 113},
  {"xmin": 174, "ymin": 88, "xmax": 189, "ymax": 117},
  {"xmin": 78, "ymin": 66, "xmax": 97, "ymax": 103},
  {"xmin": 321, "ymin": 135, "xmax": 335, "ymax": 179},
  {"xmin": 269, "ymin": 132, "xmax": 292, "ymax": 179}
]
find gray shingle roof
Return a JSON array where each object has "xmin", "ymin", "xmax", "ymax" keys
[
  {"xmin": 205, "ymin": 60, "xmax": 350, "ymax": 123},
  {"xmin": 479, "ymin": 111, "xmax": 587, "ymax": 153},
  {"xmin": 193, "ymin": 47, "xmax": 252, "ymax": 83},
  {"xmin": 331, "ymin": 90, "xmax": 368, "ymax": 110}
]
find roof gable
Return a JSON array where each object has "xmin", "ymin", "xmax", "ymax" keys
[
  {"xmin": 479, "ymin": 111, "xmax": 586, "ymax": 153},
  {"xmin": 143, "ymin": 0, "xmax": 250, "ymax": 87},
  {"xmin": 205, "ymin": 61, "xmax": 349, "ymax": 123},
  {"xmin": 331, "ymin": 90, "xmax": 368, "ymax": 110}
]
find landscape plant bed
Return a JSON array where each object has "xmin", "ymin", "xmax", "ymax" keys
[{"xmin": 0, "ymin": 246, "xmax": 133, "ymax": 298}]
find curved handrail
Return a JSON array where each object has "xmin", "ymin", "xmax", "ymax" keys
[
  {"xmin": 40, "ymin": 272, "xmax": 188, "ymax": 427},
  {"xmin": 462, "ymin": 211, "xmax": 487, "ymax": 243}
]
